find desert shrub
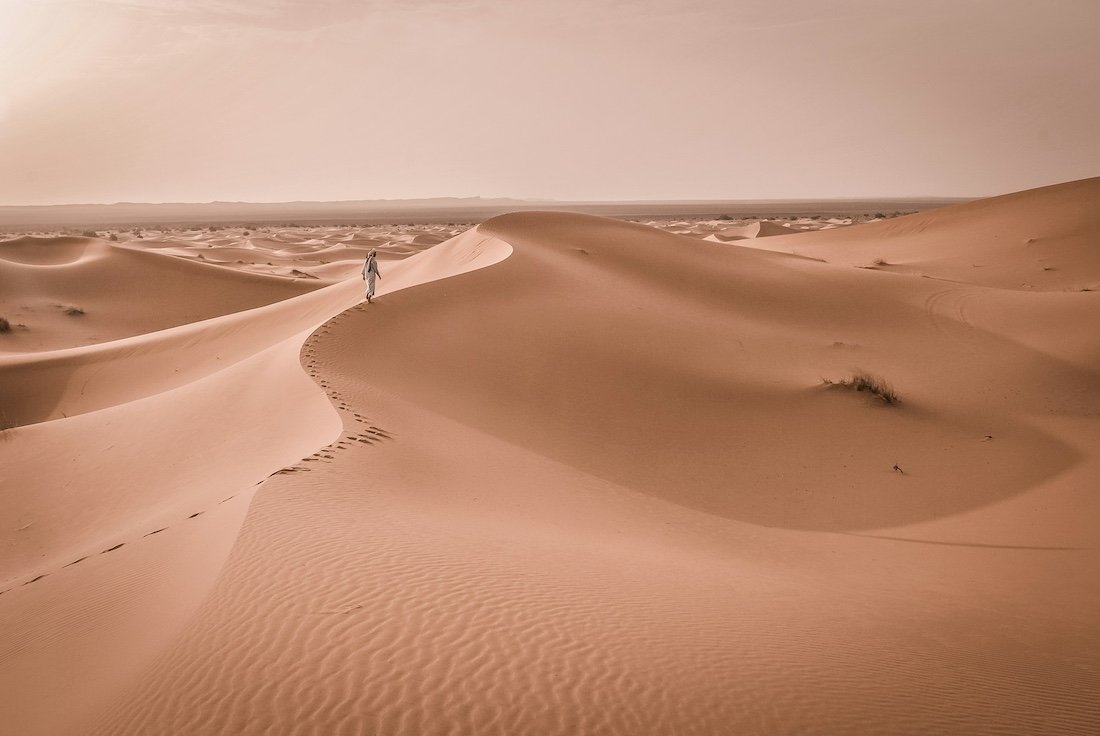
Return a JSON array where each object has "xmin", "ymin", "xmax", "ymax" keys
[
  {"xmin": 0, "ymin": 317, "xmax": 10, "ymax": 333},
  {"xmin": 716, "ymin": 214, "xmax": 734, "ymax": 221},
  {"xmin": 81, "ymin": 230, "xmax": 97, "ymax": 237},
  {"xmin": 822, "ymin": 371, "xmax": 899, "ymax": 404},
  {"xmin": 63, "ymin": 305, "xmax": 85, "ymax": 316}
]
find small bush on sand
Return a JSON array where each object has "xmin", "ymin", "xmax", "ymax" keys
[
  {"xmin": 0, "ymin": 317, "xmax": 10, "ymax": 333},
  {"xmin": 81, "ymin": 230, "xmax": 98, "ymax": 238},
  {"xmin": 822, "ymin": 371, "xmax": 899, "ymax": 405},
  {"xmin": 63, "ymin": 305, "xmax": 85, "ymax": 316}
]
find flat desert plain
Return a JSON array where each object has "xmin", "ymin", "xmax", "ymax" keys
[{"xmin": 2, "ymin": 178, "xmax": 1099, "ymax": 735}]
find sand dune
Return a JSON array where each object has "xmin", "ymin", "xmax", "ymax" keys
[
  {"xmin": 0, "ymin": 235, "xmax": 320, "ymax": 353},
  {"xmin": 747, "ymin": 177, "xmax": 1100, "ymax": 291},
  {"xmin": 2, "ymin": 180, "xmax": 1099, "ymax": 735},
  {"xmin": 701, "ymin": 219, "xmax": 804, "ymax": 241},
  {"xmin": 0, "ymin": 235, "xmax": 107, "ymax": 265}
]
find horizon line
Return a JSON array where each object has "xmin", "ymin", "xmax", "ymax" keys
[{"xmin": 1, "ymin": 194, "xmax": 975, "ymax": 209}]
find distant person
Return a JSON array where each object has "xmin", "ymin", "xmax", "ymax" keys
[{"xmin": 362, "ymin": 248, "xmax": 380, "ymax": 303}]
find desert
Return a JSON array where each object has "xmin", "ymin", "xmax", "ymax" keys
[
  {"xmin": 3, "ymin": 0, "xmax": 1099, "ymax": 733},
  {"xmin": 2, "ymin": 177, "xmax": 1099, "ymax": 735}
]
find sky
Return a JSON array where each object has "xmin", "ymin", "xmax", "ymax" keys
[{"xmin": 0, "ymin": 0, "xmax": 1098, "ymax": 204}]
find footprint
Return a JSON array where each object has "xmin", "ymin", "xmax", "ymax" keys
[
  {"xmin": 63, "ymin": 557, "xmax": 89, "ymax": 567},
  {"xmin": 24, "ymin": 574, "xmax": 48, "ymax": 585},
  {"xmin": 188, "ymin": 511, "xmax": 204, "ymax": 519},
  {"xmin": 102, "ymin": 543, "xmax": 125, "ymax": 553},
  {"xmin": 144, "ymin": 528, "xmax": 168, "ymax": 537}
]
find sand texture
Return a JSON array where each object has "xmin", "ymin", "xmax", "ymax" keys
[{"xmin": 2, "ymin": 179, "xmax": 1099, "ymax": 735}]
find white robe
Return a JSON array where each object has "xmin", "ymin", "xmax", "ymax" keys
[{"xmin": 362, "ymin": 256, "xmax": 379, "ymax": 298}]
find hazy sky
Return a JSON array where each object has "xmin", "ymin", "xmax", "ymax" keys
[{"xmin": 1, "ymin": 0, "xmax": 1098, "ymax": 204}]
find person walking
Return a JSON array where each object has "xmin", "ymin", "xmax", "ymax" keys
[{"xmin": 362, "ymin": 248, "xmax": 380, "ymax": 303}]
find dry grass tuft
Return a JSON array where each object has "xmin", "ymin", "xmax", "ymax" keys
[{"xmin": 822, "ymin": 370, "xmax": 899, "ymax": 405}]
